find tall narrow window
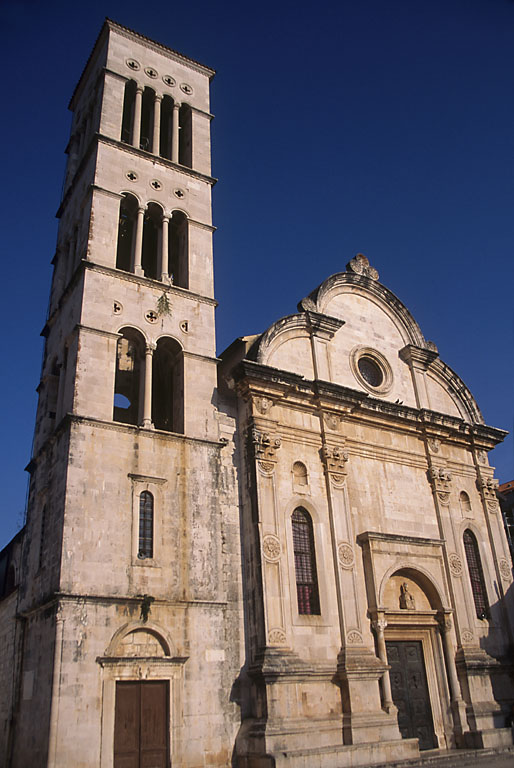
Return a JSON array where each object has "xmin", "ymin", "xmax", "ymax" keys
[
  {"xmin": 138, "ymin": 491, "xmax": 154, "ymax": 559},
  {"xmin": 459, "ymin": 491, "xmax": 472, "ymax": 517},
  {"xmin": 178, "ymin": 103, "xmax": 192, "ymax": 167},
  {"xmin": 116, "ymin": 193, "xmax": 138, "ymax": 273},
  {"xmin": 113, "ymin": 328, "xmax": 145, "ymax": 426},
  {"xmin": 141, "ymin": 203, "xmax": 163, "ymax": 280},
  {"xmin": 292, "ymin": 507, "xmax": 320, "ymax": 615},
  {"xmin": 152, "ymin": 337, "xmax": 184, "ymax": 434},
  {"xmin": 39, "ymin": 505, "xmax": 47, "ymax": 570},
  {"xmin": 140, "ymin": 87, "xmax": 155, "ymax": 151},
  {"xmin": 463, "ymin": 529, "xmax": 489, "ymax": 618},
  {"xmin": 169, "ymin": 211, "xmax": 188, "ymax": 288},
  {"xmin": 121, "ymin": 80, "xmax": 137, "ymax": 144}
]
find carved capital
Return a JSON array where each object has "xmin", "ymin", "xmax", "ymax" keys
[
  {"xmin": 323, "ymin": 412, "xmax": 342, "ymax": 431},
  {"xmin": 322, "ymin": 443, "xmax": 349, "ymax": 483},
  {"xmin": 477, "ymin": 474, "xmax": 499, "ymax": 510},
  {"xmin": 372, "ymin": 618, "xmax": 387, "ymax": 633},
  {"xmin": 428, "ymin": 465, "xmax": 452, "ymax": 503},
  {"xmin": 251, "ymin": 428, "xmax": 281, "ymax": 464}
]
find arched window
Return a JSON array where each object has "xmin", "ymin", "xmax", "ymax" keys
[
  {"xmin": 459, "ymin": 491, "xmax": 472, "ymax": 517},
  {"xmin": 140, "ymin": 87, "xmax": 155, "ymax": 151},
  {"xmin": 169, "ymin": 211, "xmax": 188, "ymax": 288},
  {"xmin": 292, "ymin": 508, "xmax": 320, "ymax": 615},
  {"xmin": 142, "ymin": 203, "xmax": 163, "ymax": 280},
  {"xmin": 138, "ymin": 491, "xmax": 154, "ymax": 559},
  {"xmin": 179, "ymin": 103, "xmax": 192, "ymax": 167},
  {"xmin": 113, "ymin": 328, "xmax": 145, "ymax": 426},
  {"xmin": 463, "ymin": 529, "xmax": 489, "ymax": 618},
  {"xmin": 152, "ymin": 337, "xmax": 184, "ymax": 434},
  {"xmin": 160, "ymin": 95, "xmax": 174, "ymax": 159},
  {"xmin": 121, "ymin": 80, "xmax": 137, "ymax": 144},
  {"xmin": 292, "ymin": 461, "xmax": 308, "ymax": 486},
  {"xmin": 116, "ymin": 193, "xmax": 138, "ymax": 273}
]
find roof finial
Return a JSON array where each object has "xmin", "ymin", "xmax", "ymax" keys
[{"xmin": 346, "ymin": 253, "xmax": 379, "ymax": 280}]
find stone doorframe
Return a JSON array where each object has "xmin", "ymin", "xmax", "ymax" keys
[
  {"xmin": 377, "ymin": 611, "xmax": 453, "ymax": 749},
  {"xmin": 97, "ymin": 622, "xmax": 188, "ymax": 768}
]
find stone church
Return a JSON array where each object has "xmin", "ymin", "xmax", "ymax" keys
[{"xmin": 1, "ymin": 19, "xmax": 513, "ymax": 768}]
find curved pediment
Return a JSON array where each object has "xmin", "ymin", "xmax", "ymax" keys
[{"xmin": 246, "ymin": 255, "xmax": 483, "ymax": 424}]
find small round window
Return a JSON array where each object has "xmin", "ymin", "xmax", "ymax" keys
[
  {"xmin": 350, "ymin": 346, "xmax": 393, "ymax": 395},
  {"xmin": 357, "ymin": 356, "xmax": 383, "ymax": 388}
]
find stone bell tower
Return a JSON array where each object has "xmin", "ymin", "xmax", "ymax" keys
[{"xmin": 7, "ymin": 20, "xmax": 242, "ymax": 768}]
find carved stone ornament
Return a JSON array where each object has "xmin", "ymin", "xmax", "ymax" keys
[
  {"xmin": 461, "ymin": 630, "xmax": 474, "ymax": 644},
  {"xmin": 449, "ymin": 553, "xmax": 463, "ymax": 577},
  {"xmin": 438, "ymin": 617, "xmax": 452, "ymax": 633},
  {"xmin": 487, "ymin": 500, "xmax": 499, "ymax": 514},
  {"xmin": 262, "ymin": 534, "xmax": 281, "ymax": 562},
  {"xmin": 323, "ymin": 412, "xmax": 341, "ymax": 431},
  {"xmin": 259, "ymin": 461, "xmax": 274, "ymax": 474},
  {"xmin": 346, "ymin": 253, "xmax": 379, "ymax": 281},
  {"xmin": 499, "ymin": 559, "xmax": 511, "ymax": 581},
  {"xmin": 322, "ymin": 443, "xmax": 349, "ymax": 483},
  {"xmin": 428, "ymin": 466, "xmax": 452, "ymax": 504},
  {"xmin": 268, "ymin": 628, "xmax": 287, "ymax": 645},
  {"xmin": 477, "ymin": 474, "xmax": 499, "ymax": 504},
  {"xmin": 337, "ymin": 543, "xmax": 355, "ymax": 569},
  {"xmin": 254, "ymin": 396, "xmax": 273, "ymax": 415},
  {"xmin": 251, "ymin": 429, "xmax": 281, "ymax": 463},
  {"xmin": 476, "ymin": 450, "xmax": 488, "ymax": 465},
  {"xmin": 427, "ymin": 438, "xmax": 440, "ymax": 454},
  {"xmin": 372, "ymin": 618, "xmax": 387, "ymax": 633},
  {"xmin": 346, "ymin": 630, "xmax": 363, "ymax": 644}
]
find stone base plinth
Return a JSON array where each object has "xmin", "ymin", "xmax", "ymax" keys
[{"xmin": 464, "ymin": 727, "xmax": 513, "ymax": 749}]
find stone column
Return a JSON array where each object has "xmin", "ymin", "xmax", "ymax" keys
[
  {"xmin": 439, "ymin": 615, "xmax": 467, "ymax": 740},
  {"xmin": 133, "ymin": 206, "xmax": 146, "ymax": 276},
  {"xmin": 153, "ymin": 94, "xmax": 162, "ymax": 155},
  {"xmin": 133, "ymin": 86, "xmax": 143, "ymax": 149},
  {"xmin": 171, "ymin": 101, "xmax": 181, "ymax": 163},
  {"xmin": 161, "ymin": 216, "xmax": 170, "ymax": 281},
  {"xmin": 141, "ymin": 343, "xmax": 156, "ymax": 429},
  {"xmin": 372, "ymin": 617, "xmax": 395, "ymax": 713}
]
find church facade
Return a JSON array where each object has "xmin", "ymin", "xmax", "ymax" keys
[{"xmin": 1, "ymin": 20, "xmax": 513, "ymax": 768}]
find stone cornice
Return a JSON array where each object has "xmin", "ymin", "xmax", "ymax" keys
[
  {"xmin": 230, "ymin": 361, "xmax": 504, "ymax": 446},
  {"xmin": 83, "ymin": 260, "xmax": 218, "ymax": 307},
  {"xmin": 399, "ymin": 344, "xmax": 439, "ymax": 370},
  {"xmin": 357, "ymin": 531, "xmax": 445, "ymax": 548},
  {"xmin": 69, "ymin": 19, "xmax": 215, "ymax": 110},
  {"xmin": 97, "ymin": 135, "xmax": 217, "ymax": 185},
  {"xmin": 304, "ymin": 310, "xmax": 345, "ymax": 340},
  {"xmin": 183, "ymin": 351, "xmax": 219, "ymax": 364},
  {"xmin": 57, "ymin": 133, "xmax": 216, "ymax": 218},
  {"xmin": 76, "ymin": 324, "xmax": 120, "ymax": 340}
]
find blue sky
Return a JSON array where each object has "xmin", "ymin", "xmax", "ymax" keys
[{"xmin": 1, "ymin": 0, "xmax": 513, "ymax": 549}]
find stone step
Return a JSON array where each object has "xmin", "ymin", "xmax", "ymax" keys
[{"xmin": 369, "ymin": 745, "xmax": 514, "ymax": 768}]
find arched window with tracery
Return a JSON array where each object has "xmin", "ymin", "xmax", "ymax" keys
[
  {"xmin": 292, "ymin": 507, "xmax": 320, "ymax": 615},
  {"xmin": 463, "ymin": 529, "xmax": 489, "ymax": 618},
  {"xmin": 138, "ymin": 491, "xmax": 154, "ymax": 559}
]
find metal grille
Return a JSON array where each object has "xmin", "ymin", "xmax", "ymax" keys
[
  {"xmin": 292, "ymin": 508, "xmax": 320, "ymax": 615},
  {"xmin": 463, "ymin": 529, "xmax": 488, "ymax": 618},
  {"xmin": 139, "ymin": 491, "xmax": 154, "ymax": 559}
]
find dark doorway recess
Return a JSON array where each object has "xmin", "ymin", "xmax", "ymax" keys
[
  {"xmin": 386, "ymin": 640, "xmax": 436, "ymax": 750},
  {"xmin": 114, "ymin": 680, "xmax": 169, "ymax": 768}
]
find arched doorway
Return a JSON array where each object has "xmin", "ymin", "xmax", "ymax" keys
[{"xmin": 378, "ymin": 569, "xmax": 450, "ymax": 750}]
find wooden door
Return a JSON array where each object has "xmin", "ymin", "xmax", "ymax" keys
[
  {"xmin": 386, "ymin": 641, "xmax": 436, "ymax": 750},
  {"xmin": 114, "ymin": 681, "xmax": 169, "ymax": 768}
]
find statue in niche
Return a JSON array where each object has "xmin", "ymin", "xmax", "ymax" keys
[{"xmin": 399, "ymin": 582, "xmax": 416, "ymax": 610}]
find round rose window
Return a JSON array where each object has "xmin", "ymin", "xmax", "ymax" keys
[{"xmin": 357, "ymin": 356, "xmax": 383, "ymax": 388}]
